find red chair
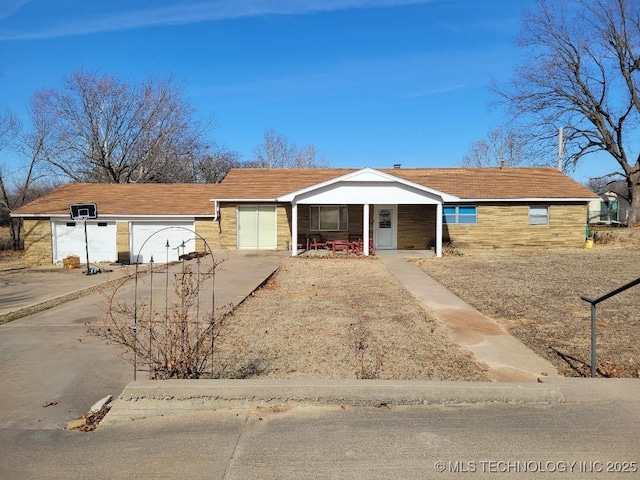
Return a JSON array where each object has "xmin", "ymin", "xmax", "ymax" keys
[
  {"xmin": 309, "ymin": 234, "xmax": 328, "ymax": 250},
  {"xmin": 354, "ymin": 238, "xmax": 375, "ymax": 256}
]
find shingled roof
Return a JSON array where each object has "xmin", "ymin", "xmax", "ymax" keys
[
  {"xmin": 213, "ymin": 167, "xmax": 597, "ymax": 200},
  {"xmin": 12, "ymin": 167, "xmax": 597, "ymax": 216},
  {"xmin": 11, "ymin": 183, "xmax": 218, "ymax": 216}
]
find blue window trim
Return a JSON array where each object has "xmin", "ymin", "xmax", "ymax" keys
[{"xmin": 443, "ymin": 205, "xmax": 477, "ymax": 225}]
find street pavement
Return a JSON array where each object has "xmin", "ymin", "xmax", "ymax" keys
[{"xmin": 1, "ymin": 397, "xmax": 639, "ymax": 479}]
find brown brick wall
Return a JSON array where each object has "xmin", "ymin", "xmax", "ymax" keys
[
  {"xmin": 23, "ymin": 219, "xmax": 53, "ymax": 266},
  {"xmin": 397, "ymin": 204, "xmax": 437, "ymax": 249},
  {"xmin": 444, "ymin": 203, "xmax": 587, "ymax": 247}
]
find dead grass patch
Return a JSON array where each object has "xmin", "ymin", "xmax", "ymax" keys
[
  {"xmin": 213, "ymin": 258, "xmax": 489, "ymax": 381},
  {"xmin": 415, "ymin": 244, "xmax": 640, "ymax": 378}
]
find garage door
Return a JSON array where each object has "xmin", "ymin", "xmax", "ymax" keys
[
  {"xmin": 53, "ymin": 221, "xmax": 117, "ymax": 264},
  {"xmin": 130, "ymin": 222, "xmax": 195, "ymax": 264},
  {"xmin": 237, "ymin": 206, "xmax": 277, "ymax": 249}
]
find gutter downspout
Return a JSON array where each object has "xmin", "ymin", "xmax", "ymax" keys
[{"xmin": 212, "ymin": 200, "xmax": 219, "ymax": 222}]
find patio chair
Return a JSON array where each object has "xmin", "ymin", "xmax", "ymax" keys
[
  {"xmin": 353, "ymin": 238, "xmax": 375, "ymax": 256},
  {"xmin": 309, "ymin": 233, "xmax": 328, "ymax": 250}
]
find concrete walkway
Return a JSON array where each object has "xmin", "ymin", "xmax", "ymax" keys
[{"xmin": 377, "ymin": 250, "xmax": 560, "ymax": 382}]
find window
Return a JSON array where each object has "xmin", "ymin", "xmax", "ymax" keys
[
  {"xmin": 443, "ymin": 205, "xmax": 477, "ymax": 225},
  {"xmin": 529, "ymin": 206, "xmax": 549, "ymax": 225},
  {"xmin": 600, "ymin": 200, "xmax": 619, "ymax": 222},
  {"xmin": 310, "ymin": 205, "xmax": 348, "ymax": 231}
]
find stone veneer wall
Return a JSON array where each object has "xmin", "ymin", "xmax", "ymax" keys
[
  {"xmin": 116, "ymin": 221, "xmax": 130, "ymax": 264},
  {"xmin": 444, "ymin": 203, "xmax": 588, "ymax": 247},
  {"xmin": 23, "ymin": 219, "xmax": 53, "ymax": 266}
]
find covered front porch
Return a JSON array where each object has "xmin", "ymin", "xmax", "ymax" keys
[{"xmin": 278, "ymin": 168, "xmax": 459, "ymax": 258}]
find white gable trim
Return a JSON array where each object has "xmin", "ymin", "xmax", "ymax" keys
[{"xmin": 277, "ymin": 167, "xmax": 459, "ymax": 203}]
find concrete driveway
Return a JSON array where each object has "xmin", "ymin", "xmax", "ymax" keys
[{"xmin": 0, "ymin": 250, "xmax": 287, "ymax": 430}]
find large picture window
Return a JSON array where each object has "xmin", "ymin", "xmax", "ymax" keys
[
  {"xmin": 529, "ymin": 206, "xmax": 549, "ymax": 225},
  {"xmin": 443, "ymin": 205, "xmax": 477, "ymax": 225},
  {"xmin": 310, "ymin": 205, "xmax": 348, "ymax": 231}
]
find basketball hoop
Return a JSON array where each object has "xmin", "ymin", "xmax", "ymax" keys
[{"xmin": 69, "ymin": 203, "xmax": 98, "ymax": 275}]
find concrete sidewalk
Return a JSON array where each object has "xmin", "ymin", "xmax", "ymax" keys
[{"xmin": 377, "ymin": 250, "xmax": 560, "ymax": 382}]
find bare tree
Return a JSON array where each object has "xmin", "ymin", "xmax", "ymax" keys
[
  {"xmin": 31, "ymin": 70, "xmax": 209, "ymax": 183},
  {"xmin": 0, "ymin": 110, "xmax": 20, "ymax": 244},
  {"xmin": 249, "ymin": 127, "xmax": 327, "ymax": 168},
  {"xmin": 497, "ymin": 0, "xmax": 640, "ymax": 222},
  {"xmin": 193, "ymin": 149, "xmax": 241, "ymax": 183},
  {"xmin": 461, "ymin": 126, "xmax": 533, "ymax": 167},
  {"xmin": 0, "ymin": 104, "xmax": 59, "ymax": 249}
]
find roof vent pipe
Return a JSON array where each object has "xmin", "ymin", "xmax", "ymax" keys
[{"xmin": 393, "ymin": 163, "xmax": 401, "ymax": 169}]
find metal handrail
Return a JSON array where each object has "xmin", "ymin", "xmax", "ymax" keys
[{"xmin": 581, "ymin": 276, "xmax": 640, "ymax": 377}]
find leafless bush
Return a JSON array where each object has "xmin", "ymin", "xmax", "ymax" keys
[
  {"xmin": 350, "ymin": 321, "xmax": 384, "ymax": 379},
  {"xmin": 593, "ymin": 230, "xmax": 618, "ymax": 245},
  {"xmin": 442, "ymin": 241, "xmax": 465, "ymax": 256},
  {"xmin": 88, "ymin": 257, "xmax": 231, "ymax": 379}
]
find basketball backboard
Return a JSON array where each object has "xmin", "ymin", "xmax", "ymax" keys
[{"xmin": 69, "ymin": 203, "xmax": 98, "ymax": 220}]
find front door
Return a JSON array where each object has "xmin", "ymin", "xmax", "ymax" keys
[{"xmin": 374, "ymin": 205, "xmax": 396, "ymax": 250}]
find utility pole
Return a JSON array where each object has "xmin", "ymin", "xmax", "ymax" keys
[{"xmin": 557, "ymin": 127, "xmax": 564, "ymax": 171}]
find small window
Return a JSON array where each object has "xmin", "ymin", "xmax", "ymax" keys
[
  {"xmin": 529, "ymin": 206, "xmax": 549, "ymax": 225},
  {"xmin": 310, "ymin": 205, "xmax": 348, "ymax": 231},
  {"xmin": 443, "ymin": 205, "xmax": 477, "ymax": 225}
]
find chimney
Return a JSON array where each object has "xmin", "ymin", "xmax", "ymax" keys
[
  {"xmin": 393, "ymin": 163, "xmax": 401, "ymax": 169},
  {"xmin": 500, "ymin": 159, "xmax": 505, "ymax": 170}
]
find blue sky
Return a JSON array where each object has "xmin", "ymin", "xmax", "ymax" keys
[{"xmin": 0, "ymin": 0, "xmax": 617, "ymax": 183}]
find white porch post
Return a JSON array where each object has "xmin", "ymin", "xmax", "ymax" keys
[
  {"xmin": 436, "ymin": 202, "xmax": 442, "ymax": 258},
  {"xmin": 363, "ymin": 203, "xmax": 370, "ymax": 256},
  {"xmin": 291, "ymin": 202, "xmax": 298, "ymax": 257}
]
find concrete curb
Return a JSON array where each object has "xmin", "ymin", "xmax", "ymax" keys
[
  {"xmin": 102, "ymin": 379, "xmax": 564, "ymax": 424},
  {"xmin": 0, "ymin": 282, "xmax": 113, "ymax": 325}
]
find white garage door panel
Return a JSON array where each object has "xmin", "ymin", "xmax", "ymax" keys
[
  {"xmin": 237, "ymin": 206, "xmax": 276, "ymax": 249},
  {"xmin": 131, "ymin": 222, "xmax": 195, "ymax": 264},
  {"xmin": 53, "ymin": 221, "xmax": 117, "ymax": 263}
]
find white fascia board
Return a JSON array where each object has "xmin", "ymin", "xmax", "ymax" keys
[
  {"xmin": 454, "ymin": 197, "xmax": 596, "ymax": 203},
  {"xmin": 45, "ymin": 214, "xmax": 210, "ymax": 221},
  {"xmin": 208, "ymin": 198, "xmax": 276, "ymax": 203},
  {"xmin": 277, "ymin": 167, "xmax": 459, "ymax": 203}
]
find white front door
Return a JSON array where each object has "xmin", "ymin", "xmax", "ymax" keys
[{"xmin": 374, "ymin": 205, "xmax": 396, "ymax": 250}]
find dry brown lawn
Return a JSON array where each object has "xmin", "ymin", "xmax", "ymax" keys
[
  {"xmin": 415, "ymin": 236, "xmax": 640, "ymax": 378},
  {"xmin": 213, "ymin": 257, "xmax": 490, "ymax": 381}
]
